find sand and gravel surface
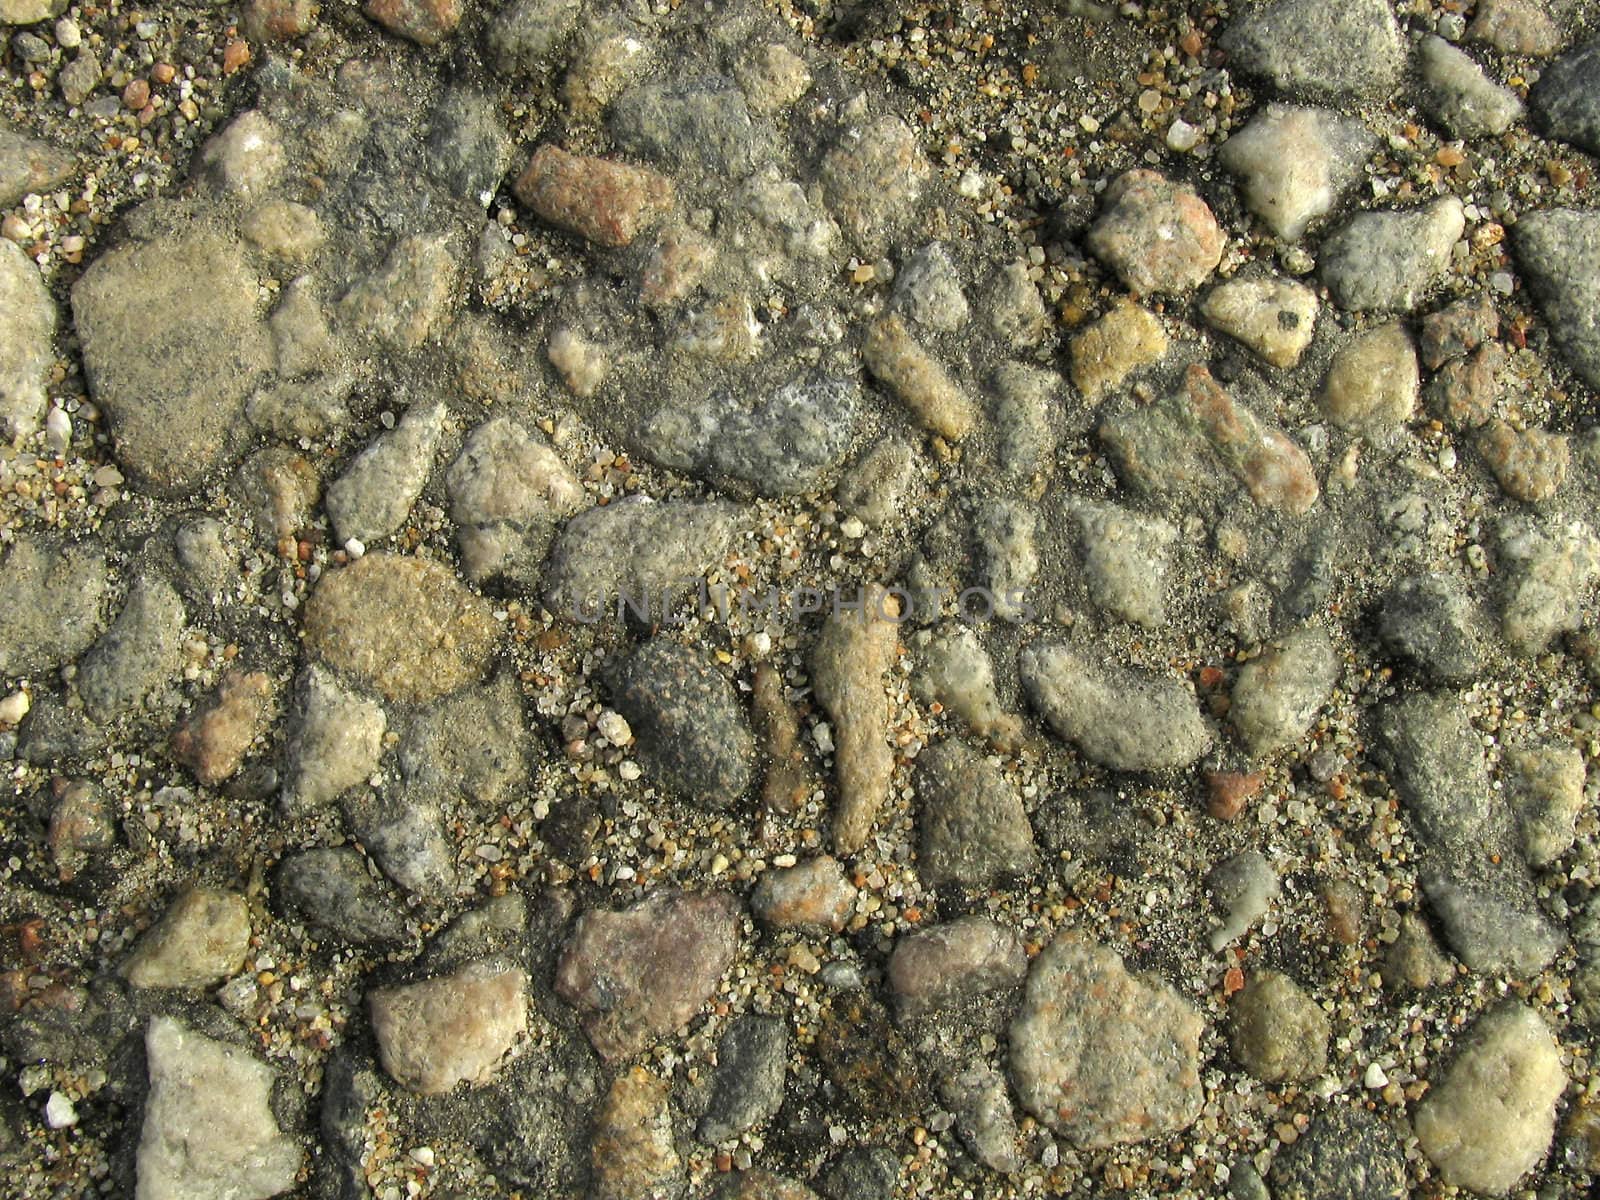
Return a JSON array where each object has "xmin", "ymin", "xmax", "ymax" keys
[{"xmin": 5, "ymin": 0, "xmax": 1600, "ymax": 1197}]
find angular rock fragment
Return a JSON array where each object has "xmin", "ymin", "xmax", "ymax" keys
[
  {"xmin": 1227, "ymin": 969, "xmax": 1329, "ymax": 1083},
  {"xmin": 515, "ymin": 144, "xmax": 674, "ymax": 249},
  {"xmin": 1469, "ymin": 0, "xmax": 1562, "ymax": 57},
  {"xmin": 337, "ymin": 234, "xmax": 457, "ymax": 352},
  {"xmin": 448, "ymin": 415, "xmax": 583, "ymax": 584},
  {"xmin": 1069, "ymin": 300, "xmax": 1167, "ymax": 402},
  {"xmin": 1376, "ymin": 574, "xmax": 1488, "ymax": 684},
  {"xmin": 914, "ymin": 739, "xmax": 1036, "ymax": 886},
  {"xmin": 369, "ymin": 961, "xmax": 528, "ymax": 1094},
  {"xmin": 326, "ymin": 402, "xmax": 446, "ymax": 546},
  {"xmin": 0, "ymin": 120, "xmax": 75, "ymax": 209},
  {"xmin": 1505, "ymin": 743, "xmax": 1586, "ymax": 867},
  {"xmin": 0, "ymin": 239, "xmax": 53, "ymax": 440},
  {"xmin": 818, "ymin": 114, "xmax": 929, "ymax": 256},
  {"xmin": 281, "ymin": 665, "xmax": 386, "ymax": 812},
  {"xmin": 1420, "ymin": 35, "xmax": 1524, "ymax": 139},
  {"xmin": 77, "ymin": 575, "xmax": 186, "ymax": 722},
  {"xmin": 698, "ymin": 1015, "xmax": 788, "ymax": 1143},
  {"xmin": 611, "ymin": 78, "xmax": 760, "ymax": 177},
  {"xmin": 888, "ymin": 916, "xmax": 1026, "ymax": 1021},
  {"xmin": 1229, "ymin": 626, "xmax": 1338, "ymax": 757},
  {"xmin": 1531, "ymin": 37, "xmax": 1600, "ymax": 157},
  {"xmin": 1319, "ymin": 198, "xmax": 1465, "ymax": 313},
  {"xmin": 122, "ymin": 887, "xmax": 250, "ymax": 990},
  {"xmin": 1478, "ymin": 420, "xmax": 1568, "ymax": 503},
  {"xmin": 0, "ymin": 535, "xmax": 108, "ymax": 678},
  {"xmin": 1218, "ymin": 104, "xmax": 1373, "ymax": 241},
  {"xmin": 171, "ymin": 670, "xmax": 276, "ymax": 787},
  {"xmin": 1497, "ymin": 515, "xmax": 1599, "ymax": 655},
  {"xmin": 1220, "ymin": 0, "xmax": 1404, "ymax": 103},
  {"xmin": 1269, "ymin": 1106, "xmax": 1407, "ymax": 1200},
  {"xmin": 940, "ymin": 1063, "xmax": 1021, "ymax": 1174},
  {"xmin": 276, "ymin": 848, "xmax": 407, "ymax": 947},
  {"xmin": 750, "ymin": 856, "xmax": 856, "ymax": 933},
  {"xmin": 1073, "ymin": 500, "xmax": 1177, "ymax": 628},
  {"xmin": 591, "ymin": 1068, "xmax": 683, "ymax": 1200},
  {"xmin": 1086, "ymin": 169, "xmax": 1222, "ymax": 295},
  {"xmin": 1201, "ymin": 275, "xmax": 1317, "ymax": 368},
  {"xmin": 1512, "ymin": 209, "xmax": 1600, "ymax": 392}
]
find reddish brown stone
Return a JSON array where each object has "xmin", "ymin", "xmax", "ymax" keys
[
  {"xmin": 1479, "ymin": 419, "xmax": 1569, "ymax": 502},
  {"xmin": 750, "ymin": 856, "xmax": 855, "ymax": 933},
  {"xmin": 1427, "ymin": 342, "xmax": 1504, "ymax": 429},
  {"xmin": 1204, "ymin": 769, "xmax": 1264, "ymax": 821},
  {"xmin": 363, "ymin": 0, "xmax": 460, "ymax": 45},
  {"xmin": 170, "ymin": 670, "xmax": 277, "ymax": 787},
  {"xmin": 1419, "ymin": 293, "xmax": 1499, "ymax": 370},
  {"xmin": 1183, "ymin": 365, "xmax": 1320, "ymax": 516},
  {"xmin": 514, "ymin": 145, "xmax": 674, "ymax": 250},
  {"xmin": 245, "ymin": 0, "xmax": 319, "ymax": 42}
]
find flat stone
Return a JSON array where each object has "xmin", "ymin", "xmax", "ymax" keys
[
  {"xmin": 1009, "ymin": 931, "xmax": 1204, "ymax": 1149},
  {"xmin": 750, "ymin": 856, "xmax": 857, "ymax": 933},
  {"xmin": 0, "ymin": 120, "xmax": 76, "ymax": 209},
  {"xmin": 77, "ymin": 575, "xmax": 187, "ymax": 722},
  {"xmin": 1532, "ymin": 37, "xmax": 1600, "ymax": 157},
  {"xmin": 1201, "ymin": 275, "xmax": 1318, "ymax": 368},
  {"xmin": 136, "ymin": 1017, "xmax": 301, "ymax": 1200},
  {"xmin": 363, "ymin": 0, "xmax": 461, "ymax": 45},
  {"xmin": 611, "ymin": 78, "xmax": 760, "ymax": 177},
  {"xmin": 1269, "ymin": 1106, "xmax": 1407, "ymax": 1200},
  {"xmin": 338, "ymin": 234, "xmax": 457, "ymax": 352},
  {"xmin": 887, "ymin": 916, "xmax": 1026, "ymax": 1021},
  {"xmin": 591, "ymin": 1067, "xmax": 683, "ymax": 1200},
  {"xmin": 1074, "ymin": 500, "xmax": 1177, "ymax": 628},
  {"xmin": 275, "ymin": 847, "xmax": 407, "ymax": 947},
  {"xmin": 396, "ymin": 672, "xmax": 528, "ymax": 808},
  {"xmin": 609, "ymin": 640, "xmax": 755, "ymax": 809},
  {"xmin": 1021, "ymin": 643, "xmax": 1211, "ymax": 772},
  {"xmin": 1220, "ymin": 0, "xmax": 1404, "ymax": 103},
  {"xmin": 72, "ymin": 224, "xmax": 272, "ymax": 495},
  {"xmin": 303, "ymin": 553, "xmax": 498, "ymax": 704},
  {"xmin": 122, "ymin": 887, "xmax": 250, "ymax": 989},
  {"xmin": 326, "ymin": 402, "xmax": 446, "ymax": 546},
  {"xmin": 369, "ymin": 961, "xmax": 527, "ymax": 1094},
  {"xmin": 1376, "ymin": 573, "xmax": 1489, "ymax": 684},
  {"xmin": 515, "ymin": 144, "xmax": 674, "ymax": 249},
  {"xmin": 555, "ymin": 889, "xmax": 740, "ymax": 1061},
  {"xmin": 1415, "ymin": 1002, "xmax": 1565, "ymax": 1195},
  {"xmin": 1069, "ymin": 300, "xmax": 1167, "ymax": 402},
  {"xmin": 1420, "ymin": 35, "xmax": 1524, "ymax": 139},
  {"xmin": 170, "ymin": 670, "xmax": 276, "ymax": 787},
  {"xmin": 1321, "ymin": 197, "xmax": 1465, "ymax": 313},
  {"xmin": 914, "ymin": 739, "xmax": 1037, "ymax": 886},
  {"xmin": 1511, "ymin": 208, "xmax": 1600, "ymax": 392},
  {"xmin": 344, "ymin": 792, "xmax": 457, "ymax": 899},
  {"xmin": 1469, "ymin": 0, "xmax": 1562, "ymax": 57},
  {"xmin": 1218, "ymin": 104, "xmax": 1374, "ymax": 241},
  {"xmin": 447, "ymin": 415, "xmax": 582, "ymax": 584},
  {"xmin": 817, "ymin": 114, "xmax": 929, "ymax": 256},
  {"xmin": 1229, "ymin": 625, "xmax": 1339, "ymax": 757},
  {"xmin": 0, "ymin": 535, "xmax": 109, "ymax": 678},
  {"xmin": 1419, "ymin": 293, "xmax": 1500, "ymax": 370},
  {"xmin": 1086, "ymin": 169, "xmax": 1222, "ymax": 295},
  {"xmin": 0, "ymin": 238, "xmax": 53, "ymax": 439},
  {"xmin": 862, "ymin": 314, "xmax": 977, "ymax": 441},
  {"xmin": 698, "ymin": 1015, "xmax": 788, "ymax": 1143},
  {"xmin": 1478, "ymin": 419, "xmax": 1569, "ymax": 503},
  {"xmin": 1227, "ymin": 969, "xmax": 1329, "ymax": 1083},
  {"xmin": 280, "ymin": 665, "xmax": 387, "ymax": 812},
  {"xmin": 1505, "ymin": 743, "xmax": 1586, "ymax": 867},
  {"xmin": 1379, "ymin": 692, "xmax": 1498, "ymax": 851},
  {"xmin": 1498, "ymin": 515, "xmax": 1599, "ymax": 655}
]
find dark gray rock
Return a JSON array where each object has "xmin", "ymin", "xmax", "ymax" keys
[
  {"xmin": 76, "ymin": 575, "xmax": 186, "ymax": 722},
  {"xmin": 609, "ymin": 641, "xmax": 754, "ymax": 809},
  {"xmin": 1513, "ymin": 208, "xmax": 1600, "ymax": 392},
  {"xmin": 276, "ymin": 848, "xmax": 408, "ymax": 947},
  {"xmin": 1269, "ymin": 1105, "xmax": 1407, "ymax": 1200},
  {"xmin": 426, "ymin": 89, "xmax": 512, "ymax": 205},
  {"xmin": 1376, "ymin": 574, "xmax": 1489, "ymax": 684},
  {"xmin": 611, "ymin": 78, "xmax": 760, "ymax": 178},
  {"xmin": 1378, "ymin": 693, "xmax": 1497, "ymax": 852},
  {"xmin": 914, "ymin": 739, "xmax": 1037, "ymax": 886},
  {"xmin": 1220, "ymin": 0, "xmax": 1404, "ymax": 103},
  {"xmin": 484, "ymin": 0, "xmax": 581, "ymax": 78},
  {"xmin": 1532, "ymin": 37, "xmax": 1600, "ymax": 158},
  {"xmin": 465, "ymin": 1033, "xmax": 599, "ymax": 1196},
  {"xmin": 396, "ymin": 672, "xmax": 529, "ymax": 809},
  {"xmin": 343, "ymin": 792, "xmax": 458, "ymax": 899},
  {"xmin": 816, "ymin": 1147, "xmax": 899, "ymax": 1200},
  {"xmin": 698, "ymin": 1015, "xmax": 788, "ymax": 1143}
]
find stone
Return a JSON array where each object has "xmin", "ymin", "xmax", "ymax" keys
[
  {"xmin": 47, "ymin": 779, "xmax": 114, "ymax": 879},
  {"xmin": 427, "ymin": 88, "xmax": 513, "ymax": 205},
  {"xmin": 58, "ymin": 52, "xmax": 100, "ymax": 106},
  {"xmin": 1427, "ymin": 342, "xmax": 1504, "ymax": 428},
  {"xmin": 1498, "ymin": 515, "xmax": 1599, "ymax": 655},
  {"xmin": 171, "ymin": 670, "xmax": 276, "ymax": 787},
  {"xmin": 303, "ymin": 553, "xmax": 499, "ymax": 704},
  {"xmin": 1422, "ymin": 872, "xmax": 1565, "ymax": 977},
  {"xmin": 1469, "ymin": 0, "xmax": 1562, "ymax": 56},
  {"xmin": 1420, "ymin": 35, "xmax": 1524, "ymax": 139},
  {"xmin": 1073, "ymin": 500, "xmax": 1177, "ymax": 628},
  {"xmin": 234, "ymin": 448, "xmax": 321, "ymax": 543},
  {"xmin": 197, "ymin": 111, "xmax": 285, "ymax": 198},
  {"xmin": 1227, "ymin": 969, "xmax": 1329, "ymax": 1083},
  {"xmin": 983, "ymin": 260, "xmax": 1049, "ymax": 347},
  {"xmin": 1379, "ymin": 692, "xmax": 1498, "ymax": 851},
  {"xmin": 818, "ymin": 114, "xmax": 929, "ymax": 256},
  {"xmin": 861, "ymin": 314, "xmax": 977, "ymax": 441},
  {"xmin": 136, "ymin": 1017, "xmax": 301, "ymax": 1200},
  {"xmin": 0, "ymin": 120, "xmax": 75, "ymax": 209},
  {"xmin": 608, "ymin": 641, "xmax": 755, "ymax": 809},
  {"xmin": 914, "ymin": 739, "xmax": 1037, "ymax": 886},
  {"xmin": 1269, "ymin": 1106, "xmax": 1407, "ymax": 1200},
  {"xmin": 1218, "ymin": 104, "xmax": 1374, "ymax": 241},
  {"xmin": 887, "ymin": 916, "xmax": 1026, "ymax": 1021},
  {"xmin": 940, "ymin": 1062, "xmax": 1021, "ymax": 1174},
  {"xmin": 122, "ymin": 888, "xmax": 250, "ymax": 989},
  {"xmin": 811, "ymin": 588, "xmax": 901, "ymax": 854},
  {"xmin": 344, "ymin": 793, "xmax": 458, "ymax": 899},
  {"xmin": 611, "ymin": 78, "xmax": 759, "ymax": 177},
  {"xmin": 485, "ymin": 0, "xmax": 582, "ymax": 77},
  {"xmin": 515, "ymin": 144, "xmax": 674, "ymax": 249},
  {"xmin": 264, "ymin": 275, "xmax": 338, "ymax": 375},
  {"xmin": 1532, "ymin": 37, "xmax": 1600, "ymax": 157},
  {"xmin": 1100, "ymin": 365, "xmax": 1320, "ymax": 517},
  {"xmin": 0, "ymin": 239, "xmax": 53, "ymax": 439},
  {"xmin": 1205, "ymin": 770, "xmax": 1265, "ymax": 821},
  {"xmin": 974, "ymin": 499, "xmax": 1038, "ymax": 622},
  {"xmin": 1021, "ymin": 643, "xmax": 1211, "ymax": 772},
  {"xmin": 1505, "ymin": 743, "xmax": 1586, "ymax": 867},
  {"xmin": 1086, "ymin": 169, "xmax": 1223, "ymax": 295},
  {"xmin": 1208, "ymin": 850, "xmax": 1280, "ymax": 950},
  {"xmin": 1415, "ymin": 1002, "xmax": 1566, "ymax": 1194},
  {"xmin": 542, "ymin": 497, "xmax": 744, "ymax": 621},
  {"xmin": 1009, "ymin": 932, "xmax": 1204, "ymax": 1149},
  {"xmin": 396, "ymin": 672, "xmax": 528, "ymax": 808},
  {"xmin": 591, "ymin": 1068, "xmax": 682, "ymax": 1200},
  {"xmin": 363, "ymin": 0, "xmax": 461, "ymax": 46},
  {"xmin": 835, "ymin": 434, "xmax": 916, "ymax": 527},
  {"xmin": 337, "ymin": 234, "xmax": 457, "ymax": 352},
  {"xmin": 1320, "ymin": 198, "xmax": 1465, "ymax": 313},
  {"xmin": 326, "ymin": 402, "xmax": 446, "ymax": 546},
  {"xmin": 242, "ymin": 201, "xmax": 325, "ymax": 263},
  {"xmin": 77, "ymin": 575, "xmax": 186, "ymax": 722},
  {"xmin": 892, "ymin": 242, "xmax": 968, "ymax": 332},
  {"xmin": 280, "ymin": 665, "xmax": 387, "ymax": 812},
  {"xmin": 1220, "ymin": 0, "xmax": 1404, "ymax": 103},
  {"xmin": 276, "ymin": 848, "xmax": 407, "ymax": 947},
  {"xmin": 1419, "ymin": 293, "xmax": 1499, "ymax": 370},
  {"xmin": 1512, "ymin": 208, "xmax": 1600, "ymax": 392},
  {"xmin": 1376, "ymin": 573, "xmax": 1488, "ymax": 684},
  {"xmin": 0, "ymin": 535, "xmax": 108, "ymax": 678},
  {"xmin": 72, "ymin": 225, "xmax": 272, "ymax": 495},
  {"xmin": 1381, "ymin": 911, "xmax": 1457, "ymax": 990},
  {"xmin": 698, "ymin": 1015, "xmax": 788, "ymax": 1143},
  {"xmin": 1478, "ymin": 420, "xmax": 1569, "ymax": 502},
  {"xmin": 734, "ymin": 42, "xmax": 811, "ymax": 114},
  {"xmin": 911, "ymin": 627, "xmax": 1023, "ymax": 750},
  {"xmin": 1229, "ymin": 625, "xmax": 1339, "ymax": 757},
  {"xmin": 1069, "ymin": 300, "xmax": 1167, "ymax": 401},
  {"xmin": 448, "ymin": 415, "xmax": 583, "ymax": 583},
  {"xmin": 369, "ymin": 961, "xmax": 528, "ymax": 1094},
  {"xmin": 816, "ymin": 1148, "xmax": 898, "ymax": 1200},
  {"xmin": 555, "ymin": 889, "xmax": 741, "ymax": 1061},
  {"xmin": 1201, "ymin": 275, "xmax": 1318, "ymax": 368},
  {"xmin": 243, "ymin": 0, "xmax": 317, "ymax": 42},
  {"xmin": 642, "ymin": 375, "xmax": 860, "ymax": 496},
  {"xmin": 749, "ymin": 856, "xmax": 856, "ymax": 933}
]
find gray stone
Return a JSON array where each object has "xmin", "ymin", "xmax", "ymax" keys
[
  {"xmin": 369, "ymin": 961, "xmax": 528, "ymax": 1094},
  {"xmin": 1513, "ymin": 208, "xmax": 1600, "ymax": 392},
  {"xmin": 397, "ymin": 672, "xmax": 528, "ymax": 808},
  {"xmin": 887, "ymin": 916, "xmax": 1026, "ymax": 1020},
  {"xmin": 914, "ymin": 739, "xmax": 1036, "ymax": 886},
  {"xmin": 698, "ymin": 1015, "xmax": 788, "ymax": 1143},
  {"xmin": 1532, "ymin": 37, "xmax": 1600, "ymax": 158},
  {"xmin": 1218, "ymin": 104, "xmax": 1374, "ymax": 241},
  {"xmin": 1379, "ymin": 692, "xmax": 1498, "ymax": 851},
  {"xmin": 1227, "ymin": 969, "xmax": 1329, "ymax": 1083},
  {"xmin": 989, "ymin": 362, "xmax": 1060, "ymax": 489},
  {"xmin": 1220, "ymin": 0, "xmax": 1404, "ymax": 103},
  {"xmin": 0, "ymin": 239, "xmax": 53, "ymax": 439},
  {"xmin": 77, "ymin": 575, "xmax": 186, "ymax": 722},
  {"xmin": 1208, "ymin": 850, "xmax": 1280, "ymax": 951},
  {"xmin": 555, "ymin": 889, "xmax": 741, "ymax": 1062},
  {"xmin": 1505, "ymin": 743, "xmax": 1586, "ymax": 868},
  {"xmin": 1009, "ymin": 932, "xmax": 1204, "ymax": 1149},
  {"xmin": 281, "ymin": 665, "xmax": 387, "ymax": 813},
  {"xmin": 818, "ymin": 114, "xmax": 929, "ymax": 256},
  {"xmin": 426, "ymin": 88, "xmax": 513, "ymax": 205},
  {"xmin": 1381, "ymin": 911, "xmax": 1457, "ymax": 991},
  {"xmin": 1415, "ymin": 1002, "xmax": 1565, "ymax": 1194},
  {"xmin": 325, "ymin": 401, "xmax": 446, "ymax": 547},
  {"xmin": 0, "ymin": 120, "xmax": 75, "ymax": 209},
  {"xmin": 276, "ymin": 847, "xmax": 407, "ymax": 946},
  {"xmin": 1269, "ymin": 1106, "xmax": 1406, "ymax": 1200},
  {"xmin": 609, "ymin": 641, "xmax": 754, "ymax": 809},
  {"xmin": 58, "ymin": 51, "xmax": 100, "ymax": 106},
  {"xmin": 974, "ymin": 498, "xmax": 1037, "ymax": 623},
  {"xmin": 1319, "ymin": 198, "xmax": 1465, "ymax": 313},
  {"xmin": 338, "ymin": 233, "xmax": 457, "ymax": 352},
  {"xmin": 0, "ymin": 535, "xmax": 109, "ymax": 678},
  {"xmin": 1073, "ymin": 500, "xmax": 1177, "ymax": 628},
  {"xmin": 940, "ymin": 1062, "xmax": 1021, "ymax": 1174},
  {"xmin": 72, "ymin": 224, "xmax": 272, "ymax": 495},
  {"xmin": 641, "ymin": 375, "xmax": 859, "ymax": 497},
  {"xmin": 835, "ymin": 434, "xmax": 916, "ymax": 527},
  {"xmin": 611, "ymin": 78, "xmax": 760, "ymax": 177},
  {"xmin": 197, "ymin": 111, "xmax": 285, "ymax": 199},
  {"xmin": 982, "ymin": 260, "xmax": 1048, "ymax": 347},
  {"xmin": 121, "ymin": 888, "xmax": 250, "ymax": 990},
  {"xmin": 1422, "ymin": 871, "xmax": 1564, "ymax": 977},
  {"xmin": 1229, "ymin": 626, "xmax": 1338, "ymax": 757},
  {"xmin": 1497, "ymin": 514, "xmax": 1599, "ymax": 656},
  {"xmin": 447, "ymin": 415, "xmax": 583, "ymax": 584},
  {"xmin": 1020, "ymin": 643, "xmax": 1211, "ymax": 772},
  {"xmin": 485, "ymin": 0, "xmax": 581, "ymax": 77},
  {"xmin": 1469, "ymin": 0, "xmax": 1562, "ymax": 57},
  {"xmin": 911, "ymin": 628, "xmax": 1023, "ymax": 749},
  {"xmin": 1376, "ymin": 574, "xmax": 1488, "ymax": 684},
  {"xmin": 893, "ymin": 242, "xmax": 968, "ymax": 332},
  {"xmin": 136, "ymin": 1017, "xmax": 301, "ymax": 1200},
  {"xmin": 1420, "ymin": 35, "xmax": 1524, "ymax": 139},
  {"xmin": 344, "ymin": 791, "xmax": 458, "ymax": 898}
]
